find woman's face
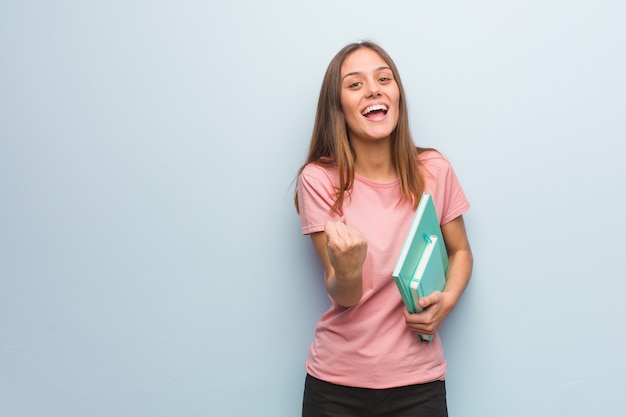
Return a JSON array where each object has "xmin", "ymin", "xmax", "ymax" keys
[{"xmin": 339, "ymin": 48, "xmax": 400, "ymax": 144}]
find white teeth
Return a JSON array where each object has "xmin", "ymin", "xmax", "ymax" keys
[{"xmin": 362, "ymin": 104, "xmax": 388, "ymax": 115}]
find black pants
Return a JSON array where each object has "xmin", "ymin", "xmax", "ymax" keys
[{"xmin": 302, "ymin": 374, "xmax": 448, "ymax": 417}]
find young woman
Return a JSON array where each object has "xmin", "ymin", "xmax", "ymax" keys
[{"xmin": 294, "ymin": 41, "xmax": 473, "ymax": 417}]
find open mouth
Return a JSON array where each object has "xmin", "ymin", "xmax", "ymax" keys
[{"xmin": 361, "ymin": 104, "xmax": 388, "ymax": 120}]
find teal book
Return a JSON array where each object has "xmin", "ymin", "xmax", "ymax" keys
[
  {"xmin": 410, "ymin": 235, "xmax": 446, "ymax": 314},
  {"xmin": 409, "ymin": 235, "xmax": 447, "ymax": 341},
  {"xmin": 392, "ymin": 193, "xmax": 449, "ymax": 314}
]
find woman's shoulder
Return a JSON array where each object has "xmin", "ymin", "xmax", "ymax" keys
[
  {"xmin": 301, "ymin": 161, "xmax": 339, "ymax": 179},
  {"xmin": 417, "ymin": 148, "xmax": 452, "ymax": 171},
  {"xmin": 299, "ymin": 162, "xmax": 340, "ymax": 191}
]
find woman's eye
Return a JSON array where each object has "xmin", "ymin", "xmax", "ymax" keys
[
  {"xmin": 349, "ymin": 82, "xmax": 362, "ymax": 88},
  {"xmin": 379, "ymin": 77, "xmax": 391, "ymax": 83}
]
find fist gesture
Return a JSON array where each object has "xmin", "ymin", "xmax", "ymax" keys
[{"xmin": 324, "ymin": 220, "xmax": 368, "ymax": 282}]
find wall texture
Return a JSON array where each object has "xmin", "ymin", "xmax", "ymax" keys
[{"xmin": 1, "ymin": 1, "xmax": 625, "ymax": 416}]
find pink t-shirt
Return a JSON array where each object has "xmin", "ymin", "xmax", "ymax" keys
[{"xmin": 297, "ymin": 150, "xmax": 469, "ymax": 389}]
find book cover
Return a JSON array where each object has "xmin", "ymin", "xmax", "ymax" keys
[
  {"xmin": 410, "ymin": 235, "xmax": 446, "ymax": 314},
  {"xmin": 392, "ymin": 193, "xmax": 449, "ymax": 315},
  {"xmin": 410, "ymin": 235, "xmax": 446, "ymax": 341}
]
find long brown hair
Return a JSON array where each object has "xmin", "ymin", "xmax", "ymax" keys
[{"xmin": 294, "ymin": 41, "xmax": 427, "ymax": 214}]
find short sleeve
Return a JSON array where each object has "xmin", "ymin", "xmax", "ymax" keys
[
  {"xmin": 297, "ymin": 164, "xmax": 342, "ymax": 235},
  {"xmin": 420, "ymin": 151, "xmax": 470, "ymax": 225}
]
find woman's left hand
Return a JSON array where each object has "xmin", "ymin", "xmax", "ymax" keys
[
  {"xmin": 403, "ymin": 215, "xmax": 473, "ymax": 337},
  {"xmin": 402, "ymin": 291, "xmax": 453, "ymax": 337}
]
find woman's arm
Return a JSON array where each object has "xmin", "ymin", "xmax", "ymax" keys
[
  {"xmin": 309, "ymin": 220, "xmax": 368, "ymax": 307},
  {"xmin": 403, "ymin": 215, "xmax": 473, "ymax": 336}
]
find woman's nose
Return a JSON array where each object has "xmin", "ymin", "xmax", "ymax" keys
[{"xmin": 366, "ymin": 83, "xmax": 382, "ymax": 97}]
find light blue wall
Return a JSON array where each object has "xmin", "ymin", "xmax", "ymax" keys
[{"xmin": 1, "ymin": 1, "xmax": 625, "ymax": 416}]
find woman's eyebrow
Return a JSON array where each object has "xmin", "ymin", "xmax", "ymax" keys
[{"xmin": 341, "ymin": 66, "xmax": 392, "ymax": 81}]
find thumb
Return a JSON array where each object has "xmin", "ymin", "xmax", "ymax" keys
[
  {"xmin": 418, "ymin": 296, "xmax": 431, "ymax": 309},
  {"xmin": 418, "ymin": 291, "xmax": 440, "ymax": 309}
]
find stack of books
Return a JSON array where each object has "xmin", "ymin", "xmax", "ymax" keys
[{"xmin": 392, "ymin": 193, "xmax": 449, "ymax": 341}]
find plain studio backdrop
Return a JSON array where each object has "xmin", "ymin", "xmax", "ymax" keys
[{"xmin": 1, "ymin": 1, "xmax": 625, "ymax": 416}]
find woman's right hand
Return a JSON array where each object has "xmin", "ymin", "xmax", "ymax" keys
[
  {"xmin": 324, "ymin": 220, "xmax": 368, "ymax": 282},
  {"xmin": 309, "ymin": 219, "xmax": 367, "ymax": 307}
]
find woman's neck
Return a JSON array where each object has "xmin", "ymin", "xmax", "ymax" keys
[{"xmin": 352, "ymin": 138, "xmax": 396, "ymax": 182}]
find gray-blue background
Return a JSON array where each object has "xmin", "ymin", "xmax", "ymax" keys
[{"xmin": 2, "ymin": 1, "xmax": 625, "ymax": 416}]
